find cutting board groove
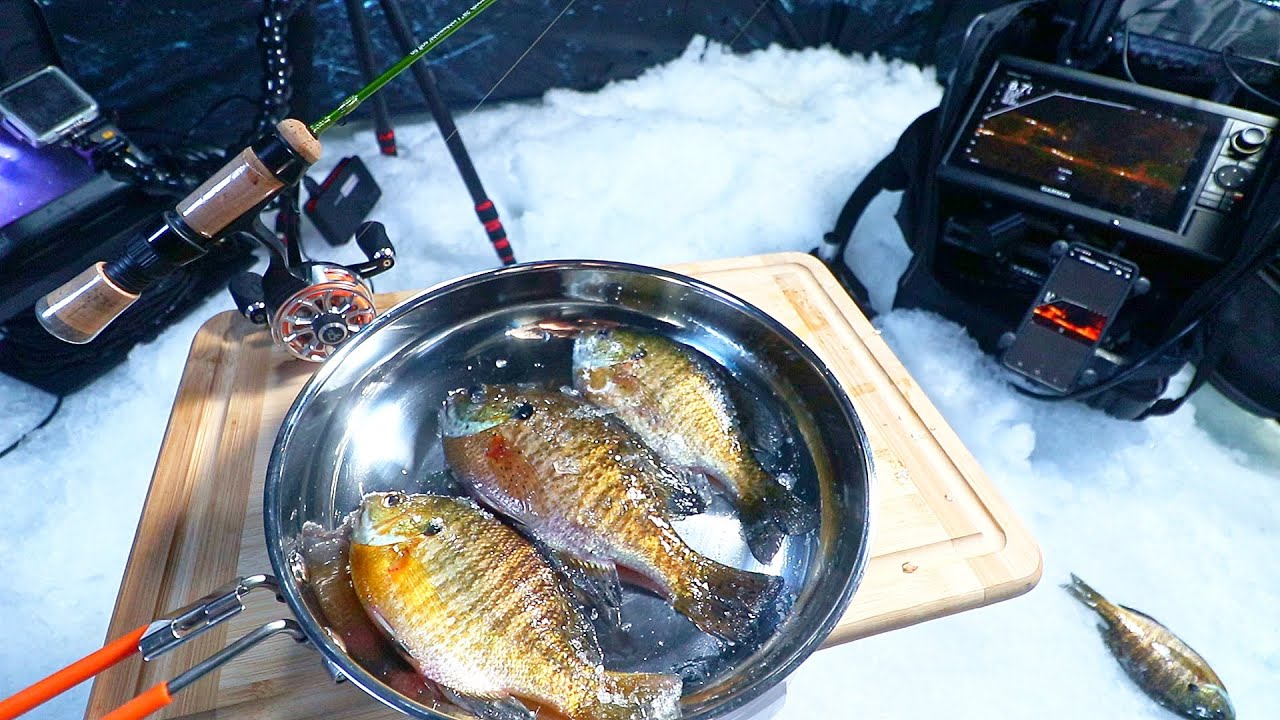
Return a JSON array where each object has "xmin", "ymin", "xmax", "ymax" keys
[{"xmin": 85, "ymin": 252, "xmax": 1039, "ymax": 719}]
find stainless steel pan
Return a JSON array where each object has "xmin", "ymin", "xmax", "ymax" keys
[{"xmin": 5, "ymin": 261, "xmax": 872, "ymax": 720}]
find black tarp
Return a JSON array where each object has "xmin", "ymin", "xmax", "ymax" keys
[
  {"xmin": 29, "ymin": 0, "xmax": 987, "ymax": 147},
  {"xmin": 14, "ymin": 0, "xmax": 1279, "ymax": 159}
]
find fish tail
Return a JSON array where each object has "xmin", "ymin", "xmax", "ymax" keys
[
  {"xmin": 674, "ymin": 556, "xmax": 784, "ymax": 643},
  {"xmin": 740, "ymin": 480, "xmax": 819, "ymax": 563},
  {"xmin": 587, "ymin": 671, "xmax": 682, "ymax": 720},
  {"xmin": 1061, "ymin": 573, "xmax": 1108, "ymax": 612}
]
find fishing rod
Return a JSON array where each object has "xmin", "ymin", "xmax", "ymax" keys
[{"xmin": 35, "ymin": 0, "xmax": 500, "ymax": 346}]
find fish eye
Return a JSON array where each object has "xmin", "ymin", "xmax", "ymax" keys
[
  {"xmin": 630, "ymin": 346, "xmax": 647, "ymax": 361},
  {"xmin": 1187, "ymin": 684, "xmax": 1199, "ymax": 694},
  {"xmin": 596, "ymin": 328, "xmax": 612, "ymax": 338},
  {"xmin": 382, "ymin": 492, "xmax": 404, "ymax": 508},
  {"xmin": 468, "ymin": 385, "xmax": 486, "ymax": 403},
  {"xmin": 512, "ymin": 401, "xmax": 535, "ymax": 420},
  {"xmin": 424, "ymin": 517, "xmax": 445, "ymax": 536}
]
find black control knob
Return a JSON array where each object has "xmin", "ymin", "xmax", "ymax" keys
[
  {"xmin": 1214, "ymin": 164, "xmax": 1251, "ymax": 191},
  {"xmin": 1231, "ymin": 127, "xmax": 1268, "ymax": 156},
  {"xmin": 312, "ymin": 313, "xmax": 352, "ymax": 346}
]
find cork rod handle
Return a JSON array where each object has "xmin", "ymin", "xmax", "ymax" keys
[
  {"xmin": 35, "ymin": 120, "xmax": 321, "ymax": 345},
  {"xmin": 34, "ymin": 262, "xmax": 139, "ymax": 344}
]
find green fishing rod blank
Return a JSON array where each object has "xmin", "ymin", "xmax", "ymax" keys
[{"xmin": 309, "ymin": 0, "xmax": 501, "ymax": 136}]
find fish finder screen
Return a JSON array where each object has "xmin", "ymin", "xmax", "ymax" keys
[
  {"xmin": 1031, "ymin": 299, "xmax": 1107, "ymax": 345},
  {"xmin": 957, "ymin": 71, "xmax": 1218, "ymax": 230}
]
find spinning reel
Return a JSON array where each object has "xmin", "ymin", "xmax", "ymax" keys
[{"xmin": 229, "ymin": 220, "xmax": 395, "ymax": 362}]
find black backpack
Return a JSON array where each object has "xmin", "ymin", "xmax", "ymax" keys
[{"xmin": 820, "ymin": 0, "xmax": 1280, "ymax": 420}]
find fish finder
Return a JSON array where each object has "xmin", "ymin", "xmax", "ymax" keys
[{"xmin": 939, "ymin": 56, "xmax": 1278, "ymax": 263}]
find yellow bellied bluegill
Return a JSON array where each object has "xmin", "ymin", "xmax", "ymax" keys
[
  {"xmin": 440, "ymin": 385, "xmax": 784, "ymax": 643},
  {"xmin": 1064, "ymin": 574, "xmax": 1234, "ymax": 720},
  {"xmin": 350, "ymin": 491, "xmax": 682, "ymax": 720},
  {"xmin": 300, "ymin": 523, "xmax": 442, "ymax": 705},
  {"xmin": 572, "ymin": 328, "xmax": 818, "ymax": 563}
]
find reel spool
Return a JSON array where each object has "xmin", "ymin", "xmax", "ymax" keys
[{"xmin": 230, "ymin": 220, "xmax": 395, "ymax": 362}]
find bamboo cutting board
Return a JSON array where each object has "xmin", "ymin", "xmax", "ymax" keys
[{"xmin": 85, "ymin": 252, "xmax": 1040, "ymax": 720}]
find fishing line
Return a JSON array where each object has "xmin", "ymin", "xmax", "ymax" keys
[
  {"xmin": 461, "ymin": 0, "xmax": 579, "ymax": 123},
  {"xmin": 725, "ymin": 0, "xmax": 776, "ymax": 51}
]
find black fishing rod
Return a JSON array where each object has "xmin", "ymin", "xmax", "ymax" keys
[
  {"xmin": 375, "ymin": 0, "xmax": 514, "ymax": 266},
  {"xmin": 342, "ymin": 0, "xmax": 398, "ymax": 156},
  {"xmin": 34, "ymin": 0, "xmax": 500, "ymax": 346}
]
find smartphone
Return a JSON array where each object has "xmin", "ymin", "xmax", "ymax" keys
[
  {"xmin": 1002, "ymin": 244, "xmax": 1138, "ymax": 393},
  {"xmin": 0, "ymin": 66, "xmax": 99, "ymax": 147}
]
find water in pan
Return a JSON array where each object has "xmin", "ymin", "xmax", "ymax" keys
[{"xmin": 298, "ymin": 302, "xmax": 824, "ymax": 713}]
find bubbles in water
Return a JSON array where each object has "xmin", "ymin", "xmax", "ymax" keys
[
  {"xmin": 495, "ymin": 358, "xmax": 509, "ymax": 368},
  {"xmin": 673, "ymin": 655, "xmax": 719, "ymax": 685},
  {"xmin": 288, "ymin": 549, "xmax": 308, "ymax": 584}
]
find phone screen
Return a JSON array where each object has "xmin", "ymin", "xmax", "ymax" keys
[{"xmin": 1002, "ymin": 245, "xmax": 1137, "ymax": 392}]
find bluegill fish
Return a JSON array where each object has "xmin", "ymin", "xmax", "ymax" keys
[
  {"xmin": 300, "ymin": 523, "xmax": 442, "ymax": 705},
  {"xmin": 440, "ymin": 385, "xmax": 783, "ymax": 643},
  {"xmin": 1064, "ymin": 574, "xmax": 1234, "ymax": 720},
  {"xmin": 350, "ymin": 492, "xmax": 682, "ymax": 720},
  {"xmin": 572, "ymin": 328, "xmax": 818, "ymax": 563}
]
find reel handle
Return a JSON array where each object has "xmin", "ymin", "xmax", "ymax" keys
[
  {"xmin": 35, "ymin": 120, "xmax": 320, "ymax": 345},
  {"xmin": 348, "ymin": 221, "xmax": 396, "ymax": 278},
  {"xmin": 229, "ymin": 272, "xmax": 269, "ymax": 325}
]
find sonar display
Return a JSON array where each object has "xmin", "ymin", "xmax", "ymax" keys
[{"xmin": 960, "ymin": 79, "xmax": 1212, "ymax": 230}]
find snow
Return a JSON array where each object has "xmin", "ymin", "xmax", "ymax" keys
[{"xmin": 2, "ymin": 37, "xmax": 1278, "ymax": 720}]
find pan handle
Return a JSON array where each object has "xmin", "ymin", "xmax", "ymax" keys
[
  {"xmin": 0, "ymin": 575, "xmax": 293, "ymax": 720},
  {"xmin": 100, "ymin": 620, "xmax": 307, "ymax": 720}
]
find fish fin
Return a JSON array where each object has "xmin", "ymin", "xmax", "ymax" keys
[
  {"xmin": 675, "ymin": 558, "xmax": 783, "ymax": 643},
  {"xmin": 437, "ymin": 687, "xmax": 536, "ymax": 720},
  {"xmin": 767, "ymin": 480, "xmax": 819, "ymax": 535},
  {"xmin": 1116, "ymin": 604, "xmax": 1163, "ymax": 625},
  {"xmin": 739, "ymin": 481, "xmax": 817, "ymax": 563},
  {"xmin": 559, "ymin": 574, "xmax": 607, "ymax": 667},
  {"xmin": 537, "ymin": 545, "xmax": 625, "ymax": 636},
  {"xmin": 614, "ymin": 428, "xmax": 710, "ymax": 518},
  {"xmin": 652, "ymin": 466, "xmax": 711, "ymax": 517},
  {"xmin": 741, "ymin": 512, "xmax": 786, "ymax": 566},
  {"xmin": 585, "ymin": 671, "xmax": 683, "ymax": 720},
  {"xmin": 1061, "ymin": 573, "xmax": 1105, "ymax": 610}
]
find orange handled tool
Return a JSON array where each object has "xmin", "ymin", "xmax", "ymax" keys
[
  {"xmin": 0, "ymin": 576, "xmax": 303, "ymax": 720},
  {"xmin": 0, "ymin": 625, "xmax": 147, "ymax": 719},
  {"xmin": 99, "ymin": 685, "xmax": 172, "ymax": 720}
]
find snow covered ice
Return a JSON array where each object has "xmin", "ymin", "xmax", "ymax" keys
[{"xmin": 2, "ymin": 38, "xmax": 1278, "ymax": 720}]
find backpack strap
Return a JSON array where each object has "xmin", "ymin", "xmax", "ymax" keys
[
  {"xmin": 1137, "ymin": 170, "xmax": 1280, "ymax": 417},
  {"xmin": 818, "ymin": 0, "xmax": 1052, "ymax": 270},
  {"xmin": 818, "ymin": 109, "xmax": 934, "ymax": 262},
  {"xmin": 1137, "ymin": 302, "xmax": 1239, "ymax": 418}
]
